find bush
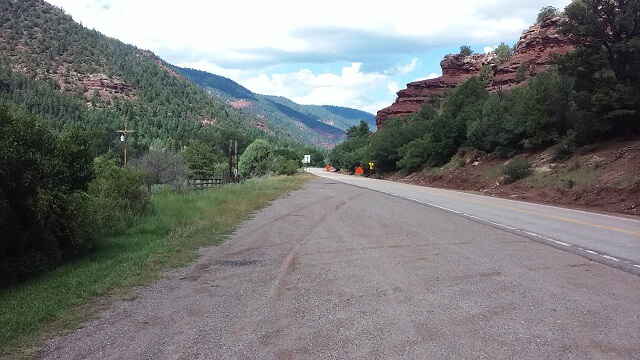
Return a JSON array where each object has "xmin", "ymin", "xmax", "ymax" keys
[
  {"xmin": 537, "ymin": 6, "xmax": 559, "ymax": 23},
  {"xmin": 494, "ymin": 42, "xmax": 514, "ymax": 63},
  {"xmin": 366, "ymin": 118, "xmax": 431, "ymax": 172},
  {"xmin": 460, "ymin": 45, "xmax": 473, "ymax": 56},
  {"xmin": 552, "ymin": 132, "xmax": 576, "ymax": 161},
  {"xmin": 88, "ymin": 157, "xmax": 152, "ymax": 236},
  {"xmin": 271, "ymin": 156, "xmax": 300, "ymax": 176},
  {"xmin": 0, "ymin": 107, "xmax": 95, "ymax": 286},
  {"xmin": 238, "ymin": 139, "xmax": 273, "ymax": 178},
  {"xmin": 503, "ymin": 157, "xmax": 533, "ymax": 184},
  {"xmin": 132, "ymin": 149, "xmax": 188, "ymax": 191}
]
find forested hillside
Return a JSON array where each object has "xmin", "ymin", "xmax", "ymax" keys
[
  {"xmin": 0, "ymin": 0, "xmax": 288, "ymax": 150},
  {"xmin": 177, "ymin": 66, "xmax": 376, "ymax": 147},
  {"xmin": 0, "ymin": 0, "xmax": 331, "ymax": 287}
]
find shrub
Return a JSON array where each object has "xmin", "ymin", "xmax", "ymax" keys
[
  {"xmin": 238, "ymin": 139, "xmax": 273, "ymax": 178},
  {"xmin": 515, "ymin": 63, "xmax": 529, "ymax": 82},
  {"xmin": 503, "ymin": 157, "xmax": 533, "ymax": 184},
  {"xmin": 552, "ymin": 132, "xmax": 576, "ymax": 161},
  {"xmin": 494, "ymin": 42, "xmax": 514, "ymax": 63},
  {"xmin": 0, "ymin": 107, "xmax": 95, "ymax": 286},
  {"xmin": 537, "ymin": 6, "xmax": 559, "ymax": 23},
  {"xmin": 271, "ymin": 157, "xmax": 300, "ymax": 176},
  {"xmin": 88, "ymin": 157, "xmax": 152, "ymax": 236},
  {"xmin": 132, "ymin": 149, "xmax": 188, "ymax": 191},
  {"xmin": 460, "ymin": 45, "xmax": 473, "ymax": 56}
]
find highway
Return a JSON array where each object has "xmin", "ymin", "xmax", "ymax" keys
[
  {"xmin": 308, "ymin": 168, "xmax": 640, "ymax": 275},
  {"xmin": 40, "ymin": 175, "xmax": 640, "ymax": 359}
]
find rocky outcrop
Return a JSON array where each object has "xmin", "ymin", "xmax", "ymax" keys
[
  {"xmin": 376, "ymin": 17, "xmax": 573, "ymax": 128},
  {"xmin": 82, "ymin": 74, "xmax": 134, "ymax": 103}
]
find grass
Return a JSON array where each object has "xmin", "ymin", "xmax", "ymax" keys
[
  {"xmin": 0, "ymin": 174, "xmax": 312, "ymax": 359},
  {"xmin": 524, "ymin": 163, "xmax": 602, "ymax": 190}
]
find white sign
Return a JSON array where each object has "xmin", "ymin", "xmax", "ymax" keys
[{"xmin": 302, "ymin": 155, "xmax": 311, "ymax": 164}]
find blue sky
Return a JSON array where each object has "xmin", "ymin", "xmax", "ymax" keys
[{"xmin": 47, "ymin": 0, "xmax": 573, "ymax": 114}]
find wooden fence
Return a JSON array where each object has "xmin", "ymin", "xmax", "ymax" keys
[
  {"xmin": 188, "ymin": 177, "xmax": 223, "ymax": 191},
  {"xmin": 188, "ymin": 171, "xmax": 236, "ymax": 191}
]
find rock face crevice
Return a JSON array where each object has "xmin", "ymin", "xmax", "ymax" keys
[{"xmin": 375, "ymin": 17, "xmax": 574, "ymax": 129}]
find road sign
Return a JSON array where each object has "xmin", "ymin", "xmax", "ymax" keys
[
  {"xmin": 302, "ymin": 155, "xmax": 311, "ymax": 164},
  {"xmin": 369, "ymin": 162, "xmax": 374, "ymax": 170},
  {"xmin": 355, "ymin": 166, "xmax": 363, "ymax": 175}
]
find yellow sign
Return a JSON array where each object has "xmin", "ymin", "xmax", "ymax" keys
[{"xmin": 369, "ymin": 162, "xmax": 374, "ymax": 170}]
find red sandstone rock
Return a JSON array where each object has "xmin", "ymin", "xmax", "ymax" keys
[
  {"xmin": 376, "ymin": 17, "xmax": 573, "ymax": 129},
  {"xmin": 82, "ymin": 74, "xmax": 134, "ymax": 103}
]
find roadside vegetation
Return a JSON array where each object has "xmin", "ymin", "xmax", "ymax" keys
[
  {"xmin": 329, "ymin": 3, "xmax": 640, "ymax": 183},
  {"xmin": 0, "ymin": 168, "xmax": 311, "ymax": 358},
  {"xmin": 0, "ymin": 100, "xmax": 321, "ymax": 357}
]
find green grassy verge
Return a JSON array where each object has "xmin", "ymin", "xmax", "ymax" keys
[{"xmin": 0, "ymin": 174, "xmax": 312, "ymax": 359}]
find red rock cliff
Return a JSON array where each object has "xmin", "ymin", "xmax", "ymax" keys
[{"xmin": 375, "ymin": 17, "xmax": 573, "ymax": 129}]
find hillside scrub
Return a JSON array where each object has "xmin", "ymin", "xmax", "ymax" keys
[
  {"xmin": 330, "ymin": 65, "xmax": 633, "ymax": 175},
  {"xmin": 502, "ymin": 157, "xmax": 533, "ymax": 184}
]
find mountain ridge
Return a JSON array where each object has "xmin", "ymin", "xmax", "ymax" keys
[{"xmin": 176, "ymin": 66, "xmax": 376, "ymax": 147}]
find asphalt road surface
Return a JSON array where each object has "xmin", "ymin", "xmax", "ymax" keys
[
  {"xmin": 39, "ymin": 176, "xmax": 640, "ymax": 359},
  {"xmin": 308, "ymin": 168, "xmax": 640, "ymax": 275}
]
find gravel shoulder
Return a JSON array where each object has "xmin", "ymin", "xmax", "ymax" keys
[{"xmin": 38, "ymin": 178, "xmax": 640, "ymax": 359}]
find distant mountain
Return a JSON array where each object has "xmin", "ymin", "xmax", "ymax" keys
[
  {"xmin": 176, "ymin": 66, "xmax": 376, "ymax": 146},
  {"xmin": 176, "ymin": 68, "xmax": 256, "ymax": 101},
  {"xmin": 321, "ymin": 105, "xmax": 376, "ymax": 128}
]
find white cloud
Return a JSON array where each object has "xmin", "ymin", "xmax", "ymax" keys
[
  {"xmin": 484, "ymin": 46, "xmax": 496, "ymax": 54},
  {"xmin": 395, "ymin": 58, "xmax": 420, "ymax": 75},
  {"xmin": 412, "ymin": 73, "xmax": 441, "ymax": 82},
  {"xmin": 46, "ymin": 0, "xmax": 574, "ymax": 113},
  {"xmin": 241, "ymin": 63, "xmax": 396, "ymax": 113},
  {"xmin": 48, "ymin": 0, "xmax": 573, "ymax": 66}
]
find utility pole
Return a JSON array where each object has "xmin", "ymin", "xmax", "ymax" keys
[
  {"xmin": 228, "ymin": 139, "xmax": 239, "ymax": 182},
  {"xmin": 228, "ymin": 139, "xmax": 233, "ymax": 181},
  {"xmin": 116, "ymin": 123, "xmax": 135, "ymax": 166}
]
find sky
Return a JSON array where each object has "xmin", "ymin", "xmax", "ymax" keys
[{"xmin": 46, "ymin": 0, "xmax": 573, "ymax": 114}]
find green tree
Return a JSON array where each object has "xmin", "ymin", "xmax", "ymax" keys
[
  {"xmin": 494, "ymin": 42, "xmax": 514, "ymax": 63},
  {"xmin": 559, "ymin": 0, "xmax": 640, "ymax": 138},
  {"xmin": 88, "ymin": 157, "xmax": 152, "ymax": 235},
  {"xmin": 478, "ymin": 65, "xmax": 494, "ymax": 86},
  {"xmin": 537, "ymin": 6, "xmax": 559, "ymax": 23},
  {"xmin": 460, "ymin": 45, "xmax": 474, "ymax": 56},
  {"xmin": 238, "ymin": 139, "xmax": 273, "ymax": 178},
  {"xmin": 182, "ymin": 140, "xmax": 219, "ymax": 177},
  {"xmin": 365, "ymin": 118, "xmax": 430, "ymax": 172},
  {"xmin": 346, "ymin": 120, "xmax": 371, "ymax": 138},
  {"xmin": 562, "ymin": 0, "xmax": 640, "ymax": 84},
  {"xmin": 0, "ymin": 106, "xmax": 95, "ymax": 286}
]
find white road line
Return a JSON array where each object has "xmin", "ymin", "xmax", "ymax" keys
[
  {"xmin": 322, "ymin": 175, "xmax": 640, "ymax": 273},
  {"xmin": 602, "ymin": 255, "xmax": 620, "ymax": 262}
]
